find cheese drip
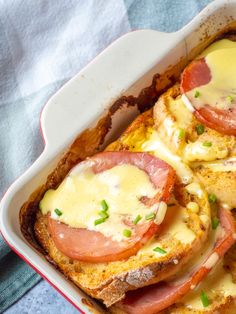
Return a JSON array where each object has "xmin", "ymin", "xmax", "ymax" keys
[
  {"xmin": 138, "ymin": 202, "xmax": 196, "ymax": 257},
  {"xmin": 192, "ymin": 157, "xmax": 236, "ymax": 172},
  {"xmin": 181, "ymin": 261, "xmax": 236, "ymax": 310},
  {"xmin": 186, "ymin": 42, "xmax": 236, "ymax": 110},
  {"xmin": 142, "ymin": 130, "xmax": 193, "ymax": 184},
  {"xmin": 40, "ymin": 164, "xmax": 158, "ymax": 241},
  {"xmin": 177, "ymin": 224, "xmax": 236, "ymax": 310}
]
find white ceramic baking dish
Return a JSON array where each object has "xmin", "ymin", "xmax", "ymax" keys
[{"xmin": 1, "ymin": 0, "xmax": 236, "ymax": 313}]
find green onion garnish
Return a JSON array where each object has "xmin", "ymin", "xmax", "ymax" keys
[
  {"xmin": 200, "ymin": 291, "xmax": 210, "ymax": 307},
  {"xmin": 145, "ymin": 212, "xmax": 156, "ymax": 220},
  {"xmin": 212, "ymin": 217, "xmax": 219, "ymax": 230},
  {"xmin": 178, "ymin": 128, "xmax": 185, "ymax": 139},
  {"xmin": 208, "ymin": 193, "xmax": 217, "ymax": 203},
  {"xmin": 194, "ymin": 90, "xmax": 200, "ymax": 98},
  {"xmin": 133, "ymin": 215, "xmax": 142, "ymax": 225},
  {"xmin": 54, "ymin": 208, "xmax": 63, "ymax": 216},
  {"xmin": 101, "ymin": 199, "xmax": 109, "ymax": 211},
  {"xmin": 153, "ymin": 247, "xmax": 167, "ymax": 254},
  {"xmin": 123, "ymin": 229, "xmax": 132, "ymax": 237},
  {"xmin": 196, "ymin": 124, "xmax": 205, "ymax": 135},
  {"xmin": 202, "ymin": 141, "xmax": 212, "ymax": 147},
  {"xmin": 227, "ymin": 95, "xmax": 234, "ymax": 103},
  {"xmin": 99, "ymin": 211, "xmax": 109, "ymax": 219},
  {"xmin": 94, "ymin": 217, "xmax": 106, "ymax": 226}
]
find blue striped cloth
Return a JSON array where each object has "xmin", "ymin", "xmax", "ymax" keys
[{"xmin": 0, "ymin": 0, "xmax": 212, "ymax": 312}]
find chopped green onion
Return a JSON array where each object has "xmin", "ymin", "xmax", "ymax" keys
[
  {"xmin": 153, "ymin": 247, "xmax": 167, "ymax": 254},
  {"xmin": 54, "ymin": 208, "xmax": 63, "ymax": 216},
  {"xmin": 200, "ymin": 291, "xmax": 210, "ymax": 307},
  {"xmin": 94, "ymin": 217, "xmax": 106, "ymax": 226},
  {"xmin": 99, "ymin": 211, "xmax": 109, "ymax": 219},
  {"xmin": 227, "ymin": 95, "xmax": 234, "ymax": 103},
  {"xmin": 145, "ymin": 212, "xmax": 156, "ymax": 220},
  {"xmin": 208, "ymin": 193, "xmax": 217, "ymax": 203},
  {"xmin": 133, "ymin": 214, "xmax": 142, "ymax": 225},
  {"xmin": 196, "ymin": 124, "xmax": 205, "ymax": 135},
  {"xmin": 212, "ymin": 217, "xmax": 219, "ymax": 230},
  {"xmin": 178, "ymin": 128, "xmax": 185, "ymax": 139},
  {"xmin": 194, "ymin": 90, "xmax": 200, "ymax": 98},
  {"xmin": 101, "ymin": 199, "xmax": 109, "ymax": 211},
  {"xmin": 123, "ymin": 229, "xmax": 132, "ymax": 237},
  {"xmin": 202, "ymin": 141, "xmax": 212, "ymax": 147}
]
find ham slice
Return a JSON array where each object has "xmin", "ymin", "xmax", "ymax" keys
[
  {"xmin": 180, "ymin": 57, "xmax": 236, "ymax": 135},
  {"xmin": 48, "ymin": 152, "xmax": 175, "ymax": 263},
  {"xmin": 116, "ymin": 207, "xmax": 236, "ymax": 314}
]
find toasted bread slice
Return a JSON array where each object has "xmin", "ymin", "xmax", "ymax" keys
[
  {"xmin": 34, "ymin": 82, "xmax": 236, "ymax": 312},
  {"xmin": 109, "ymin": 83, "xmax": 236, "ymax": 313},
  {"xmin": 34, "ymin": 100, "xmax": 212, "ymax": 307}
]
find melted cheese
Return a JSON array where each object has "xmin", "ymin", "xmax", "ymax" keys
[
  {"xmin": 182, "ymin": 261, "xmax": 236, "ymax": 310},
  {"xmin": 186, "ymin": 41, "xmax": 236, "ymax": 110},
  {"xmin": 138, "ymin": 203, "xmax": 196, "ymax": 257},
  {"xmin": 192, "ymin": 157, "xmax": 236, "ymax": 172},
  {"xmin": 199, "ymin": 39, "xmax": 236, "ymax": 57},
  {"xmin": 203, "ymin": 252, "xmax": 219, "ymax": 269},
  {"xmin": 142, "ymin": 130, "xmax": 193, "ymax": 184},
  {"xmin": 168, "ymin": 96, "xmax": 193, "ymax": 129},
  {"xmin": 167, "ymin": 211, "xmax": 196, "ymax": 244},
  {"xmin": 40, "ymin": 164, "xmax": 159, "ymax": 241},
  {"xmin": 185, "ymin": 182, "xmax": 204, "ymax": 198},
  {"xmin": 170, "ymin": 223, "xmax": 224, "ymax": 285},
  {"xmin": 183, "ymin": 139, "xmax": 229, "ymax": 162}
]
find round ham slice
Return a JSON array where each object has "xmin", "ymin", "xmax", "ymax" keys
[
  {"xmin": 48, "ymin": 152, "xmax": 175, "ymax": 263},
  {"xmin": 117, "ymin": 207, "xmax": 236, "ymax": 314},
  {"xmin": 181, "ymin": 58, "xmax": 236, "ymax": 135}
]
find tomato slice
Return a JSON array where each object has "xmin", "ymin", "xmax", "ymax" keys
[
  {"xmin": 116, "ymin": 207, "xmax": 236, "ymax": 314},
  {"xmin": 48, "ymin": 152, "xmax": 175, "ymax": 263},
  {"xmin": 181, "ymin": 57, "xmax": 236, "ymax": 135}
]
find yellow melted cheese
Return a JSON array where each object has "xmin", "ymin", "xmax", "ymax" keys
[
  {"xmin": 138, "ymin": 203, "xmax": 196, "ymax": 257},
  {"xmin": 174, "ymin": 224, "xmax": 236, "ymax": 310},
  {"xmin": 181, "ymin": 261, "xmax": 236, "ymax": 310},
  {"xmin": 168, "ymin": 96, "xmax": 193, "ymax": 130},
  {"xmin": 186, "ymin": 42, "xmax": 236, "ymax": 110},
  {"xmin": 192, "ymin": 157, "xmax": 236, "ymax": 172},
  {"xmin": 183, "ymin": 139, "xmax": 229, "ymax": 162},
  {"xmin": 199, "ymin": 38, "xmax": 236, "ymax": 57},
  {"xmin": 165, "ymin": 206, "xmax": 196, "ymax": 245},
  {"xmin": 162, "ymin": 92, "xmax": 232, "ymax": 163},
  {"xmin": 40, "ymin": 164, "xmax": 159, "ymax": 241},
  {"xmin": 142, "ymin": 130, "xmax": 193, "ymax": 184}
]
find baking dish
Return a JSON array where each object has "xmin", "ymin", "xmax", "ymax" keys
[{"xmin": 1, "ymin": 0, "xmax": 236, "ymax": 313}]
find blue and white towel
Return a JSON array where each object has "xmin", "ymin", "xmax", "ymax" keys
[{"xmin": 0, "ymin": 0, "xmax": 212, "ymax": 312}]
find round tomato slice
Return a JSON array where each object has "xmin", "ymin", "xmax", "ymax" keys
[
  {"xmin": 117, "ymin": 207, "xmax": 236, "ymax": 314},
  {"xmin": 181, "ymin": 57, "xmax": 236, "ymax": 135},
  {"xmin": 48, "ymin": 152, "xmax": 175, "ymax": 263}
]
